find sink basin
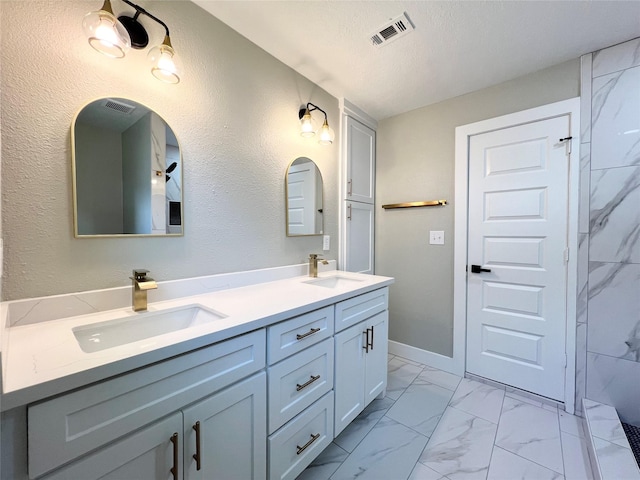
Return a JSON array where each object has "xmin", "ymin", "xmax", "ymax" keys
[
  {"xmin": 72, "ymin": 305, "xmax": 227, "ymax": 353},
  {"xmin": 304, "ymin": 275, "xmax": 364, "ymax": 289}
]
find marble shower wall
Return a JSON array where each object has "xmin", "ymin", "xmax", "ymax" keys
[{"xmin": 578, "ymin": 37, "xmax": 640, "ymax": 425}]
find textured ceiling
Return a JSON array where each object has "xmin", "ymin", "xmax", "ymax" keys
[{"xmin": 193, "ymin": 1, "xmax": 640, "ymax": 120}]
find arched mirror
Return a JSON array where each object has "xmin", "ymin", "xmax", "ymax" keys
[
  {"xmin": 285, "ymin": 157, "xmax": 324, "ymax": 236},
  {"xmin": 72, "ymin": 97, "xmax": 183, "ymax": 237}
]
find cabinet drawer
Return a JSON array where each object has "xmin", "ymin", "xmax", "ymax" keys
[
  {"xmin": 334, "ymin": 287, "xmax": 388, "ymax": 332},
  {"xmin": 28, "ymin": 329, "xmax": 266, "ymax": 479},
  {"xmin": 268, "ymin": 306, "xmax": 334, "ymax": 364},
  {"xmin": 268, "ymin": 392, "xmax": 334, "ymax": 480},
  {"xmin": 268, "ymin": 338, "xmax": 334, "ymax": 434}
]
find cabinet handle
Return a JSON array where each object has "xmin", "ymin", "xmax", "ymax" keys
[
  {"xmin": 347, "ymin": 204, "xmax": 352, "ymax": 220},
  {"xmin": 170, "ymin": 433, "xmax": 179, "ymax": 480},
  {"xmin": 370, "ymin": 325, "xmax": 375, "ymax": 351},
  {"xmin": 296, "ymin": 327, "xmax": 321, "ymax": 340},
  {"xmin": 296, "ymin": 374, "xmax": 321, "ymax": 391},
  {"xmin": 296, "ymin": 433, "xmax": 321, "ymax": 455},
  {"xmin": 347, "ymin": 179, "xmax": 353, "ymax": 196},
  {"xmin": 192, "ymin": 421, "xmax": 201, "ymax": 471},
  {"xmin": 363, "ymin": 329, "xmax": 369, "ymax": 353}
]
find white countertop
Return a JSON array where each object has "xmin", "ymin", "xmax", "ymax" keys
[{"xmin": 0, "ymin": 271, "xmax": 393, "ymax": 410}]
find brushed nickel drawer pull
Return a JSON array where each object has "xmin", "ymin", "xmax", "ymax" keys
[
  {"xmin": 296, "ymin": 374, "xmax": 321, "ymax": 391},
  {"xmin": 296, "ymin": 433, "xmax": 320, "ymax": 455},
  {"xmin": 170, "ymin": 433, "xmax": 179, "ymax": 479},
  {"xmin": 296, "ymin": 327, "xmax": 321, "ymax": 340},
  {"xmin": 192, "ymin": 421, "xmax": 201, "ymax": 471}
]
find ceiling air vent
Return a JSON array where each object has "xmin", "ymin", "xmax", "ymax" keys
[
  {"xmin": 370, "ymin": 12, "xmax": 415, "ymax": 48},
  {"xmin": 102, "ymin": 98, "xmax": 136, "ymax": 115}
]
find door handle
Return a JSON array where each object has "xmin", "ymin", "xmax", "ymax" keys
[
  {"xmin": 296, "ymin": 327, "xmax": 321, "ymax": 340},
  {"xmin": 296, "ymin": 374, "xmax": 321, "ymax": 391},
  {"xmin": 192, "ymin": 421, "xmax": 201, "ymax": 471},
  {"xmin": 470, "ymin": 265, "xmax": 491, "ymax": 274},
  {"xmin": 296, "ymin": 433, "xmax": 320, "ymax": 455},
  {"xmin": 170, "ymin": 433, "xmax": 179, "ymax": 479}
]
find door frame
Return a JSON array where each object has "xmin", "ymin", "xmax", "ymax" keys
[{"xmin": 453, "ymin": 98, "xmax": 580, "ymax": 413}]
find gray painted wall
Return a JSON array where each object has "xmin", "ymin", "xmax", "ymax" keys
[
  {"xmin": 122, "ymin": 113, "xmax": 152, "ymax": 234},
  {"xmin": 376, "ymin": 59, "xmax": 580, "ymax": 357},
  {"xmin": 1, "ymin": 1, "xmax": 339, "ymax": 301}
]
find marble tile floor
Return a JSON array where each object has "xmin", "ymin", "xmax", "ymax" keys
[{"xmin": 298, "ymin": 355, "xmax": 595, "ymax": 480}]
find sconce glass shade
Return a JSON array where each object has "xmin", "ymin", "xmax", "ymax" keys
[
  {"xmin": 300, "ymin": 109, "xmax": 316, "ymax": 138},
  {"xmin": 318, "ymin": 119, "xmax": 335, "ymax": 145},
  {"xmin": 83, "ymin": 1, "xmax": 131, "ymax": 58},
  {"xmin": 148, "ymin": 36, "xmax": 181, "ymax": 84}
]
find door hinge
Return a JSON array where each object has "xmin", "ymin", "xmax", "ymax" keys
[
  {"xmin": 563, "ymin": 354, "xmax": 568, "ymax": 368},
  {"xmin": 563, "ymin": 248, "xmax": 569, "ymax": 264},
  {"xmin": 559, "ymin": 136, "xmax": 572, "ymax": 155}
]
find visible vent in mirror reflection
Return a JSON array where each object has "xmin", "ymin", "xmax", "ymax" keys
[
  {"xmin": 370, "ymin": 12, "xmax": 415, "ymax": 48},
  {"xmin": 103, "ymin": 98, "xmax": 136, "ymax": 114}
]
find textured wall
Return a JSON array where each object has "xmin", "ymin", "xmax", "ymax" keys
[
  {"xmin": 376, "ymin": 60, "xmax": 579, "ymax": 357},
  {"xmin": 579, "ymin": 38, "xmax": 640, "ymax": 425},
  {"xmin": 1, "ymin": 1, "xmax": 339, "ymax": 300}
]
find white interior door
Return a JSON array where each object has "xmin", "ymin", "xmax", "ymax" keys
[
  {"xmin": 287, "ymin": 161, "xmax": 317, "ymax": 235},
  {"xmin": 466, "ymin": 115, "xmax": 570, "ymax": 401}
]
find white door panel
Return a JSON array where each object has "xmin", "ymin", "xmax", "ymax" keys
[
  {"xmin": 345, "ymin": 202, "xmax": 374, "ymax": 274},
  {"xmin": 345, "ymin": 117, "xmax": 375, "ymax": 204},
  {"xmin": 466, "ymin": 115, "xmax": 569, "ymax": 401},
  {"xmin": 287, "ymin": 161, "xmax": 317, "ymax": 235}
]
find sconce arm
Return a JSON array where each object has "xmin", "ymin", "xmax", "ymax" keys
[
  {"xmin": 299, "ymin": 102, "xmax": 328, "ymax": 122},
  {"xmin": 120, "ymin": 0, "xmax": 171, "ymax": 37}
]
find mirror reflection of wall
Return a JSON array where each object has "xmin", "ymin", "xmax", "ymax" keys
[
  {"xmin": 286, "ymin": 157, "xmax": 324, "ymax": 236},
  {"xmin": 72, "ymin": 98, "xmax": 183, "ymax": 237}
]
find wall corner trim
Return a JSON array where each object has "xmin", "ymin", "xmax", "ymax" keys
[{"xmin": 339, "ymin": 98, "xmax": 378, "ymax": 130}]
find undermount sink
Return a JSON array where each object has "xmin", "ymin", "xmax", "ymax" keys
[
  {"xmin": 72, "ymin": 305, "xmax": 227, "ymax": 353},
  {"xmin": 304, "ymin": 275, "xmax": 364, "ymax": 289}
]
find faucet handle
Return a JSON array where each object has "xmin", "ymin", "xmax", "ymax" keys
[
  {"xmin": 133, "ymin": 269, "xmax": 150, "ymax": 280},
  {"xmin": 309, "ymin": 253, "xmax": 323, "ymax": 259}
]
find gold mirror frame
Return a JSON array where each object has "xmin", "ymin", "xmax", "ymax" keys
[{"xmin": 71, "ymin": 97, "xmax": 183, "ymax": 237}]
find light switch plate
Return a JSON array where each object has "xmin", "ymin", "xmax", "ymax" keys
[
  {"xmin": 323, "ymin": 235, "xmax": 330, "ymax": 251},
  {"xmin": 429, "ymin": 231, "xmax": 445, "ymax": 245}
]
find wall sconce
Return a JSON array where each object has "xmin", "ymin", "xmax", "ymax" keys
[
  {"xmin": 298, "ymin": 102, "xmax": 335, "ymax": 145},
  {"xmin": 83, "ymin": 0, "xmax": 182, "ymax": 84}
]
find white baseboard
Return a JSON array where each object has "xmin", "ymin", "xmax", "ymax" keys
[{"xmin": 388, "ymin": 340, "xmax": 461, "ymax": 375}]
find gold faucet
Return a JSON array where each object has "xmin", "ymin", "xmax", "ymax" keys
[
  {"xmin": 130, "ymin": 269, "xmax": 158, "ymax": 312},
  {"xmin": 309, "ymin": 254, "xmax": 329, "ymax": 278}
]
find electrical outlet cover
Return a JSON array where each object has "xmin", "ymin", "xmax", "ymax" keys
[{"xmin": 323, "ymin": 235, "xmax": 330, "ymax": 251}]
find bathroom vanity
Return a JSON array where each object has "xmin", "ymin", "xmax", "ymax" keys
[{"xmin": 0, "ymin": 265, "xmax": 393, "ymax": 480}]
